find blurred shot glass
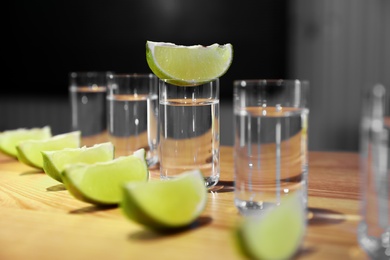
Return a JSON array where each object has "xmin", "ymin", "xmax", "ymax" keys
[
  {"xmin": 69, "ymin": 71, "xmax": 111, "ymax": 144},
  {"xmin": 107, "ymin": 73, "xmax": 159, "ymax": 165},
  {"xmin": 358, "ymin": 83, "xmax": 390, "ymax": 259}
]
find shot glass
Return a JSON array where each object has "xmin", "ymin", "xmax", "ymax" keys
[
  {"xmin": 159, "ymin": 78, "xmax": 220, "ymax": 188},
  {"xmin": 69, "ymin": 71, "xmax": 111, "ymax": 141},
  {"xmin": 107, "ymin": 73, "xmax": 159, "ymax": 165},
  {"xmin": 358, "ymin": 83, "xmax": 390, "ymax": 259},
  {"xmin": 233, "ymin": 79, "xmax": 309, "ymax": 215}
]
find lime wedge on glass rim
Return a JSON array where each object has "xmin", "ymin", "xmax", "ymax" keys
[
  {"xmin": 121, "ymin": 169, "xmax": 207, "ymax": 231},
  {"xmin": 42, "ymin": 142, "xmax": 115, "ymax": 183},
  {"xmin": 0, "ymin": 126, "xmax": 52, "ymax": 158},
  {"xmin": 235, "ymin": 191, "xmax": 307, "ymax": 260},
  {"xmin": 146, "ymin": 41, "xmax": 233, "ymax": 86},
  {"xmin": 16, "ymin": 131, "xmax": 81, "ymax": 169},
  {"xmin": 61, "ymin": 149, "xmax": 148, "ymax": 206}
]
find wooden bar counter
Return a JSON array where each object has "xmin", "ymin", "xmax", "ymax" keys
[{"xmin": 0, "ymin": 144, "xmax": 368, "ymax": 259}]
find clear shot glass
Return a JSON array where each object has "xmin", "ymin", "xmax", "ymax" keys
[
  {"xmin": 69, "ymin": 71, "xmax": 111, "ymax": 141},
  {"xmin": 233, "ymin": 79, "xmax": 310, "ymax": 216},
  {"xmin": 158, "ymin": 78, "xmax": 220, "ymax": 188},
  {"xmin": 358, "ymin": 83, "xmax": 390, "ymax": 259},
  {"xmin": 106, "ymin": 73, "xmax": 159, "ymax": 165}
]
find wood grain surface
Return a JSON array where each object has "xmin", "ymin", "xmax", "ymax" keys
[{"xmin": 0, "ymin": 145, "xmax": 368, "ymax": 260}]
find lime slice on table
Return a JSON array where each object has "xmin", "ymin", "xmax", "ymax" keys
[
  {"xmin": 146, "ymin": 41, "xmax": 233, "ymax": 86},
  {"xmin": 16, "ymin": 131, "xmax": 81, "ymax": 169},
  {"xmin": 62, "ymin": 149, "xmax": 148, "ymax": 206},
  {"xmin": 0, "ymin": 126, "xmax": 52, "ymax": 158},
  {"xmin": 42, "ymin": 142, "xmax": 115, "ymax": 183},
  {"xmin": 121, "ymin": 169, "xmax": 207, "ymax": 231},
  {"xmin": 236, "ymin": 191, "xmax": 307, "ymax": 260}
]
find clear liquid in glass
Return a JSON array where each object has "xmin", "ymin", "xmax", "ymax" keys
[
  {"xmin": 234, "ymin": 106, "xmax": 309, "ymax": 215},
  {"xmin": 358, "ymin": 120, "xmax": 390, "ymax": 259},
  {"xmin": 159, "ymin": 98, "xmax": 220, "ymax": 188},
  {"xmin": 69, "ymin": 86, "xmax": 107, "ymax": 136},
  {"xmin": 107, "ymin": 93, "xmax": 158, "ymax": 164}
]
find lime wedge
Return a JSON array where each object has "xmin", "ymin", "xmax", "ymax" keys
[
  {"xmin": 62, "ymin": 149, "xmax": 148, "ymax": 206},
  {"xmin": 42, "ymin": 142, "xmax": 115, "ymax": 183},
  {"xmin": 146, "ymin": 41, "xmax": 233, "ymax": 86},
  {"xmin": 0, "ymin": 126, "xmax": 52, "ymax": 158},
  {"xmin": 121, "ymin": 169, "xmax": 207, "ymax": 231},
  {"xmin": 236, "ymin": 192, "xmax": 307, "ymax": 260},
  {"xmin": 16, "ymin": 131, "xmax": 81, "ymax": 169}
]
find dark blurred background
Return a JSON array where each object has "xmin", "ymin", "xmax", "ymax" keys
[
  {"xmin": 2, "ymin": 0, "xmax": 390, "ymax": 151},
  {"xmin": 4, "ymin": 0, "xmax": 288, "ymax": 97}
]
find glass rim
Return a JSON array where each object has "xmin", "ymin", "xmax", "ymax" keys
[
  {"xmin": 233, "ymin": 79, "xmax": 309, "ymax": 86},
  {"xmin": 69, "ymin": 71, "xmax": 113, "ymax": 78},
  {"xmin": 158, "ymin": 77, "xmax": 219, "ymax": 86},
  {"xmin": 107, "ymin": 73, "xmax": 156, "ymax": 79}
]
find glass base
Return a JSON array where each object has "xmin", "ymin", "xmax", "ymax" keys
[
  {"xmin": 146, "ymin": 156, "xmax": 159, "ymax": 167},
  {"xmin": 234, "ymin": 199, "xmax": 276, "ymax": 216},
  {"xmin": 204, "ymin": 176, "xmax": 219, "ymax": 189},
  {"xmin": 357, "ymin": 221, "xmax": 390, "ymax": 259}
]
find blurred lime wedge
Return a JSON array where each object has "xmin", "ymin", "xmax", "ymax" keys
[
  {"xmin": 236, "ymin": 192, "xmax": 307, "ymax": 260},
  {"xmin": 121, "ymin": 169, "xmax": 207, "ymax": 231},
  {"xmin": 42, "ymin": 142, "xmax": 115, "ymax": 183},
  {"xmin": 16, "ymin": 131, "xmax": 81, "ymax": 169},
  {"xmin": 0, "ymin": 126, "xmax": 52, "ymax": 158},
  {"xmin": 62, "ymin": 149, "xmax": 148, "ymax": 206},
  {"xmin": 146, "ymin": 41, "xmax": 233, "ymax": 86}
]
